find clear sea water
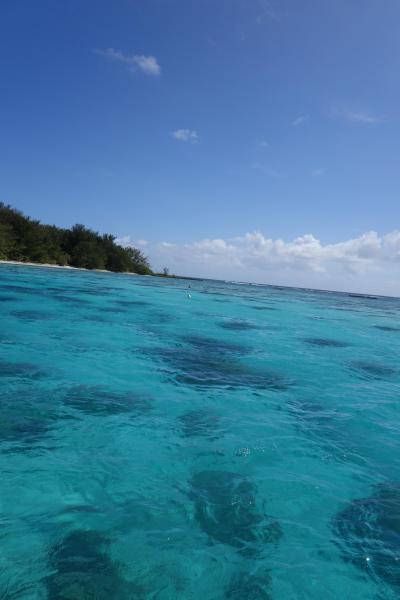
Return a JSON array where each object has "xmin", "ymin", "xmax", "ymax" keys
[{"xmin": 1, "ymin": 264, "xmax": 400, "ymax": 600}]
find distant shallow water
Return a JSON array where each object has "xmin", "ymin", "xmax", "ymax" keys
[{"xmin": 1, "ymin": 264, "xmax": 400, "ymax": 599}]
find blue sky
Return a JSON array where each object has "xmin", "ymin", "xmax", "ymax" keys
[{"xmin": 1, "ymin": 0, "xmax": 400, "ymax": 293}]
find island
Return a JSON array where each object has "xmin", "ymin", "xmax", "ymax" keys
[{"xmin": 0, "ymin": 203, "xmax": 152, "ymax": 275}]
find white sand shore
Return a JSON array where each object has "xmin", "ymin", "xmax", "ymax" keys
[{"xmin": 0, "ymin": 260, "xmax": 138, "ymax": 275}]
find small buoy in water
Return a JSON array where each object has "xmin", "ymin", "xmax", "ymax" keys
[{"xmin": 187, "ymin": 293, "xmax": 192, "ymax": 299}]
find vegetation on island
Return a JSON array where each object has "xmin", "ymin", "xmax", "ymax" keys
[{"xmin": 0, "ymin": 203, "xmax": 152, "ymax": 274}]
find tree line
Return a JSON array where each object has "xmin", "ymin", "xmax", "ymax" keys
[{"xmin": 0, "ymin": 203, "xmax": 152, "ymax": 274}]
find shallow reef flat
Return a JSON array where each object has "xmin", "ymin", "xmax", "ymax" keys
[{"xmin": 1, "ymin": 264, "xmax": 400, "ymax": 599}]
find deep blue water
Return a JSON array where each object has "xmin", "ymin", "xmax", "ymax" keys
[{"xmin": 1, "ymin": 264, "xmax": 400, "ymax": 599}]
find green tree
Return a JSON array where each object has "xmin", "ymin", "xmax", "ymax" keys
[
  {"xmin": 0, "ymin": 222, "xmax": 16, "ymax": 259},
  {"xmin": 0, "ymin": 203, "xmax": 153, "ymax": 274},
  {"xmin": 125, "ymin": 247, "xmax": 152, "ymax": 274},
  {"xmin": 70, "ymin": 241, "xmax": 106, "ymax": 269}
]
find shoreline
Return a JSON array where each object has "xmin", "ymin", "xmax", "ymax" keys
[
  {"xmin": 2, "ymin": 260, "xmax": 395, "ymax": 299},
  {"xmin": 0, "ymin": 260, "xmax": 139, "ymax": 275}
]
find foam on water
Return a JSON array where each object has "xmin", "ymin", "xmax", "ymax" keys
[{"xmin": 1, "ymin": 265, "xmax": 400, "ymax": 599}]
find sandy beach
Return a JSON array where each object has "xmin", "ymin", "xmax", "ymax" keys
[{"xmin": 0, "ymin": 260, "xmax": 138, "ymax": 275}]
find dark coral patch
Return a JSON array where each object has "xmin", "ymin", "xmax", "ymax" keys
[
  {"xmin": 218, "ymin": 320, "xmax": 259, "ymax": 331},
  {"xmin": 1, "ymin": 412, "xmax": 50, "ymax": 447},
  {"xmin": 178, "ymin": 409, "xmax": 221, "ymax": 439},
  {"xmin": 116, "ymin": 300, "xmax": 150, "ymax": 308},
  {"xmin": 1, "ymin": 284, "xmax": 45, "ymax": 296},
  {"xmin": 303, "ymin": 337, "xmax": 349, "ymax": 348},
  {"xmin": 0, "ymin": 295, "xmax": 19, "ymax": 302},
  {"xmin": 155, "ymin": 344, "xmax": 289, "ymax": 390},
  {"xmin": 68, "ymin": 286, "xmax": 113, "ymax": 297},
  {"xmin": 136, "ymin": 310, "xmax": 177, "ymax": 326},
  {"xmin": 0, "ymin": 361, "xmax": 44, "ymax": 379},
  {"xmin": 10, "ymin": 309, "xmax": 55, "ymax": 321},
  {"xmin": 225, "ymin": 572, "xmax": 272, "ymax": 600},
  {"xmin": 83, "ymin": 314, "xmax": 111, "ymax": 323},
  {"xmin": 374, "ymin": 325, "xmax": 400, "ymax": 332},
  {"xmin": 190, "ymin": 470, "xmax": 282, "ymax": 556},
  {"xmin": 46, "ymin": 530, "xmax": 141, "ymax": 600},
  {"xmin": 54, "ymin": 295, "xmax": 92, "ymax": 306},
  {"xmin": 333, "ymin": 483, "xmax": 400, "ymax": 592},
  {"xmin": 182, "ymin": 335, "xmax": 250, "ymax": 355},
  {"xmin": 64, "ymin": 385, "xmax": 152, "ymax": 417},
  {"xmin": 0, "ymin": 390, "xmax": 64, "ymax": 450},
  {"xmin": 101, "ymin": 307, "xmax": 127, "ymax": 314},
  {"xmin": 350, "ymin": 361, "xmax": 397, "ymax": 380}
]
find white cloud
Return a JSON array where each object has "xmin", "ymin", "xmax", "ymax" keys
[
  {"xmin": 292, "ymin": 116, "xmax": 307, "ymax": 126},
  {"xmin": 133, "ymin": 229, "xmax": 400, "ymax": 296},
  {"xmin": 172, "ymin": 129, "xmax": 199, "ymax": 143},
  {"xmin": 97, "ymin": 48, "xmax": 161, "ymax": 76},
  {"xmin": 331, "ymin": 108, "xmax": 383, "ymax": 124},
  {"xmin": 132, "ymin": 55, "xmax": 160, "ymax": 76},
  {"xmin": 116, "ymin": 235, "xmax": 132, "ymax": 247},
  {"xmin": 342, "ymin": 110, "xmax": 381, "ymax": 124},
  {"xmin": 116, "ymin": 236, "xmax": 148, "ymax": 248}
]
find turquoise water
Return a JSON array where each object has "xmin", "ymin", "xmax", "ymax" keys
[{"xmin": 1, "ymin": 264, "xmax": 400, "ymax": 599}]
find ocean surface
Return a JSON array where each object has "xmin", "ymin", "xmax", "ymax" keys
[{"xmin": 1, "ymin": 264, "xmax": 400, "ymax": 600}]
